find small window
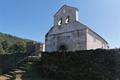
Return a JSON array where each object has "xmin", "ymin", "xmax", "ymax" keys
[
  {"xmin": 58, "ymin": 18, "xmax": 62, "ymax": 25},
  {"xmin": 65, "ymin": 16, "xmax": 70, "ymax": 23}
]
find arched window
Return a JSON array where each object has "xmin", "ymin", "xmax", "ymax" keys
[
  {"xmin": 58, "ymin": 18, "xmax": 62, "ymax": 25},
  {"xmin": 65, "ymin": 16, "xmax": 70, "ymax": 23}
]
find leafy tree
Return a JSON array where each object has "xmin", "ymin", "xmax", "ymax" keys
[
  {"xmin": 0, "ymin": 32, "xmax": 36, "ymax": 54},
  {"xmin": 1, "ymin": 40, "xmax": 8, "ymax": 52},
  {"xmin": 0, "ymin": 43, "xmax": 5, "ymax": 54},
  {"xmin": 9, "ymin": 41, "xmax": 26, "ymax": 54}
]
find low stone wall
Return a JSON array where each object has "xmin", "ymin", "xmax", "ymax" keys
[{"xmin": 38, "ymin": 49, "xmax": 120, "ymax": 80}]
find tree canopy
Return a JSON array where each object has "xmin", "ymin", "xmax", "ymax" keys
[{"xmin": 0, "ymin": 32, "xmax": 35, "ymax": 54}]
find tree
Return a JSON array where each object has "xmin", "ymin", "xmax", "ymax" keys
[
  {"xmin": 1, "ymin": 40, "xmax": 8, "ymax": 53},
  {"xmin": 0, "ymin": 43, "xmax": 5, "ymax": 54},
  {"xmin": 9, "ymin": 41, "xmax": 26, "ymax": 54}
]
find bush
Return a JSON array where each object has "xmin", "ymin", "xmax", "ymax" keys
[
  {"xmin": 0, "ymin": 53, "xmax": 27, "ymax": 73},
  {"xmin": 0, "ymin": 68, "xmax": 2, "ymax": 75},
  {"xmin": 37, "ymin": 49, "xmax": 120, "ymax": 80}
]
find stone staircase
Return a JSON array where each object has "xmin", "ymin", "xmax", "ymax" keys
[{"xmin": 2, "ymin": 53, "xmax": 42, "ymax": 80}]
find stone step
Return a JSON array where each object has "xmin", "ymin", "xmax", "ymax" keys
[
  {"xmin": 19, "ymin": 66, "xmax": 25, "ymax": 69},
  {"xmin": 7, "ymin": 69, "xmax": 26, "ymax": 80},
  {"xmin": 0, "ymin": 75, "xmax": 11, "ymax": 80},
  {"xmin": 3, "ymin": 74, "xmax": 13, "ymax": 79}
]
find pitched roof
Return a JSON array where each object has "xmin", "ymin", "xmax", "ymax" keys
[{"xmin": 80, "ymin": 22, "xmax": 108, "ymax": 44}]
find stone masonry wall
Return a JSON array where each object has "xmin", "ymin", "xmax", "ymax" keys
[{"xmin": 39, "ymin": 49, "xmax": 120, "ymax": 80}]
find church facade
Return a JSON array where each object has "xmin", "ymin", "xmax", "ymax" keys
[{"xmin": 45, "ymin": 5, "xmax": 109, "ymax": 52}]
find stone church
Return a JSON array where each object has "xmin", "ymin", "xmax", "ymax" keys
[{"xmin": 45, "ymin": 5, "xmax": 109, "ymax": 52}]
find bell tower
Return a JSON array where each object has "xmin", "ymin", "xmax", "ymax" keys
[{"xmin": 54, "ymin": 5, "xmax": 79, "ymax": 26}]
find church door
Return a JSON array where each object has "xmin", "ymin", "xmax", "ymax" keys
[{"xmin": 58, "ymin": 45, "xmax": 67, "ymax": 52}]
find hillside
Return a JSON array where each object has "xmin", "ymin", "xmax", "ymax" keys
[
  {"xmin": 0, "ymin": 32, "xmax": 36, "ymax": 54},
  {"xmin": 0, "ymin": 32, "xmax": 33, "ymax": 45}
]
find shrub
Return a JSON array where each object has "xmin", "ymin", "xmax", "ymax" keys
[{"xmin": 38, "ymin": 49, "xmax": 120, "ymax": 80}]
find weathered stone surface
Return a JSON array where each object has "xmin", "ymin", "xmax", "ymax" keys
[
  {"xmin": 39, "ymin": 49, "xmax": 120, "ymax": 80},
  {"xmin": 45, "ymin": 5, "xmax": 108, "ymax": 52}
]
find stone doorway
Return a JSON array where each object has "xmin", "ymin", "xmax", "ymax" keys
[{"xmin": 58, "ymin": 45, "xmax": 67, "ymax": 52}]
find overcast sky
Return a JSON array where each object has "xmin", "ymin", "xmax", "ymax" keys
[{"xmin": 0, "ymin": 0, "xmax": 120, "ymax": 48}]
